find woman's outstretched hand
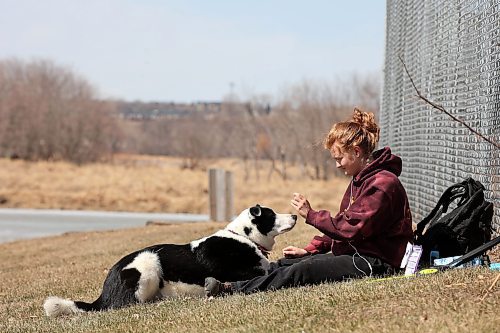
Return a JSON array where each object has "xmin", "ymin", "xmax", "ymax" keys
[
  {"xmin": 290, "ymin": 192, "xmax": 312, "ymax": 219},
  {"xmin": 282, "ymin": 246, "xmax": 308, "ymax": 258}
]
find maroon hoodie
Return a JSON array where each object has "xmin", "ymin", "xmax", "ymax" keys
[{"xmin": 304, "ymin": 147, "xmax": 413, "ymax": 268}]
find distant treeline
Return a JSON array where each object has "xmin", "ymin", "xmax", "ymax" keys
[{"xmin": 0, "ymin": 58, "xmax": 380, "ymax": 178}]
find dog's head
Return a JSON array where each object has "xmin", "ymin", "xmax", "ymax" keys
[{"xmin": 226, "ymin": 204, "xmax": 297, "ymax": 252}]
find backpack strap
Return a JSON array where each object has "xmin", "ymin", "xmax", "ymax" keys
[
  {"xmin": 461, "ymin": 178, "xmax": 485, "ymax": 205},
  {"xmin": 415, "ymin": 180, "xmax": 470, "ymax": 238}
]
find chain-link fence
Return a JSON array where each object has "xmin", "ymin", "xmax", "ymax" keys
[{"xmin": 380, "ymin": 0, "xmax": 500, "ymax": 233}]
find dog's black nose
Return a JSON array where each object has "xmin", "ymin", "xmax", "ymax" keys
[{"xmin": 292, "ymin": 215, "xmax": 297, "ymax": 221}]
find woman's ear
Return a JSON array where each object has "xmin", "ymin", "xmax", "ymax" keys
[{"xmin": 353, "ymin": 146, "xmax": 362, "ymax": 158}]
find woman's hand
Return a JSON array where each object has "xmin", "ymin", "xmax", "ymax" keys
[
  {"xmin": 290, "ymin": 192, "xmax": 312, "ymax": 219},
  {"xmin": 282, "ymin": 246, "xmax": 309, "ymax": 258}
]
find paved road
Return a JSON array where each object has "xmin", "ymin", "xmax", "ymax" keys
[{"xmin": 0, "ymin": 208, "xmax": 209, "ymax": 244}]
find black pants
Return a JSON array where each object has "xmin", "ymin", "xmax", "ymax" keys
[{"xmin": 232, "ymin": 253, "xmax": 395, "ymax": 294}]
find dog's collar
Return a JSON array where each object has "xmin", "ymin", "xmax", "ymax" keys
[{"xmin": 227, "ymin": 230, "xmax": 270, "ymax": 258}]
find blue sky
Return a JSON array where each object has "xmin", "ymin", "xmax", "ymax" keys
[{"xmin": 0, "ymin": 0, "xmax": 387, "ymax": 102}]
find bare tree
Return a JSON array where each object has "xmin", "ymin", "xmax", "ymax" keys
[
  {"xmin": 0, "ymin": 58, "xmax": 120, "ymax": 163},
  {"xmin": 115, "ymin": 74, "xmax": 381, "ymax": 182}
]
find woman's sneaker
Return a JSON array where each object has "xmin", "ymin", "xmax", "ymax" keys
[{"xmin": 204, "ymin": 277, "xmax": 234, "ymax": 297}]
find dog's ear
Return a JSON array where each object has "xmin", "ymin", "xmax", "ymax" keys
[{"xmin": 249, "ymin": 204, "xmax": 261, "ymax": 217}]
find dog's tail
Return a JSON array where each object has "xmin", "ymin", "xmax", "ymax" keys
[
  {"xmin": 43, "ymin": 251, "xmax": 163, "ymax": 317},
  {"xmin": 43, "ymin": 295, "xmax": 103, "ymax": 317}
]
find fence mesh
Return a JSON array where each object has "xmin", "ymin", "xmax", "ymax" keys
[{"xmin": 380, "ymin": 0, "xmax": 500, "ymax": 234}]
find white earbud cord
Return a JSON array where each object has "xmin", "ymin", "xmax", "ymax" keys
[
  {"xmin": 349, "ymin": 242, "xmax": 373, "ymax": 278},
  {"xmin": 345, "ymin": 178, "xmax": 373, "ymax": 277}
]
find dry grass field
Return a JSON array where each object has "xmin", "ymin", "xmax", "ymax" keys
[
  {"xmin": 0, "ymin": 155, "xmax": 498, "ymax": 333},
  {"xmin": 0, "ymin": 154, "xmax": 349, "ymax": 214}
]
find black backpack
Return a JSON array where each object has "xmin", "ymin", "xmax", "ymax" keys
[{"xmin": 414, "ymin": 178, "xmax": 494, "ymax": 266}]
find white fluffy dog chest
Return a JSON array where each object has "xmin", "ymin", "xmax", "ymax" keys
[{"xmin": 160, "ymin": 281, "xmax": 205, "ymax": 298}]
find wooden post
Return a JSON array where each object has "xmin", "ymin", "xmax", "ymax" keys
[
  {"xmin": 209, "ymin": 168, "xmax": 233, "ymax": 221},
  {"xmin": 225, "ymin": 171, "xmax": 233, "ymax": 221}
]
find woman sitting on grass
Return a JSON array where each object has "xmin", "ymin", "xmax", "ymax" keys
[{"xmin": 205, "ymin": 108, "xmax": 414, "ymax": 296}]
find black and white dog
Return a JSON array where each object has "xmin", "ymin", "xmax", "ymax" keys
[{"xmin": 44, "ymin": 205, "xmax": 296, "ymax": 317}]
